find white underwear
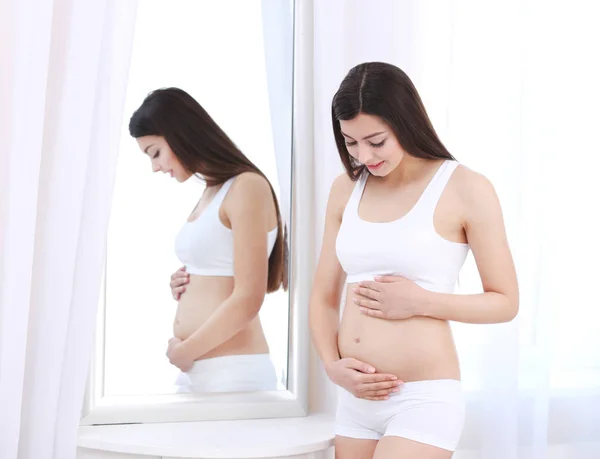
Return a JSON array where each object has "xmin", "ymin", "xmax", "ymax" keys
[
  {"xmin": 334, "ymin": 379, "xmax": 465, "ymax": 451},
  {"xmin": 175, "ymin": 353, "xmax": 278, "ymax": 393}
]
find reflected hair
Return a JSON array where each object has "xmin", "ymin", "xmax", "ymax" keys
[
  {"xmin": 331, "ymin": 62, "xmax": 455, "ymax": 180},
  {"xmin": 129, "ymin": 87, "xmax": 287, "ymax": 292}
]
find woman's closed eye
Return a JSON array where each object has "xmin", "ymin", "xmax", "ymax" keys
[
  {"xmin": 152, "ymin": 150, "xmax": 160, "ymax": 159},
  {"xmin": 344, "ymin": 140, "xmax": 386, "ymax": 148}
]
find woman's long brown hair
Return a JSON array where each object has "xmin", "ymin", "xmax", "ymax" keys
[{"xmin": 332, "ymin": 62, "xmax": 455, "ymax": 180}]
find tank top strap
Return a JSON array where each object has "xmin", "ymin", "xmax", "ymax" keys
[
  {"xmin": 416, "ymin": 160, "xmax": 460, "ymax": 215},
  {"xmin": 213, "ymin": 176, "xmax": 236, "ymax": 204},
  {"xmin": 343, "ymin": 171, "xmax": 369, "ymax": 217}
]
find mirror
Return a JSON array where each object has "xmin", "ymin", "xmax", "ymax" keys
[{"xmin": 101, "ymin": 0, "xmax": 293, "ymax": 397}]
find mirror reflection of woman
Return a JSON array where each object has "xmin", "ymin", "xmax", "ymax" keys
[
  {"xmin": 129, "ymin": 88, "xmax": 287, "ymax": 393},
  {"xmin": 310, "ymin": 62, "xmax": 519, "ymax": 458}
]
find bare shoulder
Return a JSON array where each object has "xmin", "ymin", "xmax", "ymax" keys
[
  {"xmin": 328, "ymin": 172, "xmax": 357, "ymax": 215},
  {"xmin": 227, "ymin": 171, "xmax": 272, "ymax": 204},
  {"xmin": 450, "ymin": 164, "xmax": 502, "ymax": 224},
  {"xmin": 452, "ymin": 164, "xmax": 497, "ymax": 201},
  {"xmin": 222, "ymin": 172, "xmax": 275, "ymax": 227},
  {"xmin": 231, "ymin": 171, "xmax": 271, "ymax": 194}
]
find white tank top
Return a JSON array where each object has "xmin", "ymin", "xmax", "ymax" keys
[
  {"xmin": 336, "ymin": 160, "xmax": 470, "ymax": 293},
  {"xmin": 174, "ymin": 176, "xmax": 278, "ymax": 276}
]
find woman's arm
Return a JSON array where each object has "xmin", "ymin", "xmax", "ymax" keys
[
  {"xmin": 309, "ymin": 174, "xmax": 350, "ymax": 366},
  {"xmin": 418, "ymin": 170, "xmax": 519, "ymax": 323},
  {"xmin": 176, "ymin": 173, "xmax": 274, "ymax": 361}
]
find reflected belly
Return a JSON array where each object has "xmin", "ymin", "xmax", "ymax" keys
[
  {"xmin": 173, "ymin": 275, "xmax": 269, "ymax": 360},
  {"xmin": 338, "ymin": 285, "xmax": 461, "ymax": 382}
]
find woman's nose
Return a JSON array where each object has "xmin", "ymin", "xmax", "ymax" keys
[
  {"xmin": 152, "ymin": 162, "xmax": 161, "ymax": 173},
  {"xmin": 357, "ymin": 146, "xmax": 373, "ymax": 164}
]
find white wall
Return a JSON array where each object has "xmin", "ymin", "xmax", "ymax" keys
[
  {"xmin": 455, "ymin": 444, "xmax": 600, "ymax": 459},
  {"xmin": 298, "ymin": 1, "xmax": 600, "ymax": 458}
]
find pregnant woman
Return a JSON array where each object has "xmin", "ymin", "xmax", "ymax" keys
[
  {"xmin": 309, "ymin": 62, "xmax": 519, "ymax": 458},
  {"xmin": 130, "ymin": 87, "xmax": 286, "ymax": 393}
]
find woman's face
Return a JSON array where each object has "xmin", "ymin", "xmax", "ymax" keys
[
  {"xmin": 339, "ymin": 113, "xmax": 406, "ymax": 176},
  {"xmin": 136, "ymin": 135, "xmax": 192, "ymax": 183}
]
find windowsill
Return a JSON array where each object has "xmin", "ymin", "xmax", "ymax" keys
[{"xmin": 77, "ymin": 413, "xmax": 335, "ymax": 458}]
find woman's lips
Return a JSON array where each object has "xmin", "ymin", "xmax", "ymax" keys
[{"xmin": 367, "ymin": 161, "xmax": 384, "ymax": 170}]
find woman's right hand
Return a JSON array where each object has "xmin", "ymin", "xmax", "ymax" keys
[
  {"xmin": 325, "ymin": 358, "xmax": 403, "ymax": 401},
  {"xmin": 170, "ymin": 266, "xmax": 190, "ymax": 301}
]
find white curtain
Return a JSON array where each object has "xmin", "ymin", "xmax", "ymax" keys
[
  {"xmin": 260, "ymin": 0, "xmax": 295, "ymax": 227},
  {"xmin": 0, "ymin": 1, "xmax": 138, "ymax": 458},
  {"xmin": 300, "ymin": 1, "xmax": 600, "ymax": 457}
]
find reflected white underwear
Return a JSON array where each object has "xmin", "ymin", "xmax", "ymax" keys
[
  {"xmin": 335, "ymin": 379, "xmax": 465, "ymax": 452},
  {"xmin": 175, "ymin": 353, "xmax": 278, "ymax": 393}
]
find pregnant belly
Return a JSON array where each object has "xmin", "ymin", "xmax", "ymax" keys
[
  {"xmin": 173, "ymin": 275, "xmax": 269, "ymax": 360},
  {"xmin": 338, "ymin": 285, "xmax": 461, "ymax": 382},
  {"xmin": 173, "ymin": 276, "xmax": 233, "ymax": 339}
]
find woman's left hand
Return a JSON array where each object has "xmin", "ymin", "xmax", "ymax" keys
[
  {"xmin": 166, "ymin": 337, "xmax": 194, "ymax": 372},
  {"xmin": 352, "ymin": 275, "xmax": 429, "ymax": 320}
]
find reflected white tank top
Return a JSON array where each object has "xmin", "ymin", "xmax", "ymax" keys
[
  {"xmin": 336, "ymin": 160, "xmax": 470, "ymax": 293},
  {"xmin": 175, "ymin": 176, "xmax": 278, "ymax": 276}
]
